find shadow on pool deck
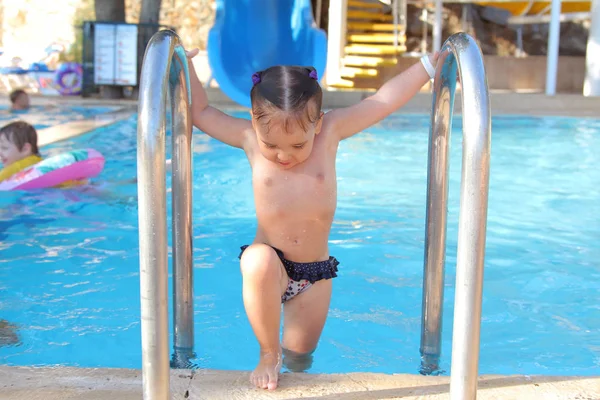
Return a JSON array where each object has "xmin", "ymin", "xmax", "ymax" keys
[{"xmin": 1, "ymin": 366, "xmax": 598, "ymax": 399}]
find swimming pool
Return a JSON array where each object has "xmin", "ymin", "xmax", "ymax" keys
[
  {"xmin": 0, "ymin": 111, "xmax": 599, "ymax": 376},
  {"xmin": 0, "ymin": 105, "xmax": 119, "ymax": 130}
]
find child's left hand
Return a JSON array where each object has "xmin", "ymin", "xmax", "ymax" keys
[
  {"xmin": 185, "ymin": 48, "xmax": 199, "ymax": 60},
  {"xmin": 428, "ymin": 51, "xmax": 440, "ymax": 67},
  {"xmin": 430, "ymin": 50, "xmax": 462, "ymax": 84}
]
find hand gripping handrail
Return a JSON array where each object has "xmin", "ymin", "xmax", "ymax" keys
[
  {"xmin": 137, "ymin": 29, "xmax": 194, "ymax": 399},
  {"xmin": 419, "ymin": 32, "xmax": 491, "ymax": 400}
]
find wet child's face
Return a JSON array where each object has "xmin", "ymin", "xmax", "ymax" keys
[{"xmin": 0, "ymin": 135, "xmax": 32, "ymax": 166}]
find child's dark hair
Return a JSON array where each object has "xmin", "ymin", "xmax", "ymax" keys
[
  {"xmin": 250, "ymin": 66, "xmax": 323, "ymax": 133},
  {"xmin": 9, "ymin": 89, "xmax": 27, "ymax": 104},
  {"xmin": 0, "ymin": 121, "xmax": 40, "ymax": 156}
]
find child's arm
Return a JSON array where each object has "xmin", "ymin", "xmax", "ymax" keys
[
  {"xmin": 186, "ymin": 49, "xmax": 253, "ymax": 149},
  {"xmin": 327, "ymin": 53, "xmax": 439, "ymax": 141}
]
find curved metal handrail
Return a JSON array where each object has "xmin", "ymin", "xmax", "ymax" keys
[
  {"xmin": 137, "ymin": 29, "xmax": 194, "ymax": 399},
  {"xmin": 419, "ymin": 32, "xmax": 491, "ymax": 400}
]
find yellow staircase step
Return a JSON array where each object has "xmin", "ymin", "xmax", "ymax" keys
[
  {"xmin": 347, "ymin": 22, "xmax": 400, "ymax": 31},
  {"xmin": 347, "ymin": 10, "xmax": 394, "ymax": 21},
  {"xmin": 340, "ymin": 66, "xmax": 379, "ymax": 78},
  {"xmin": 347, "ymin": 33, "xmax": 406, "ymax": 44},
  {"xmin": 343, "ymin": 55, "xmax": 398, "ymax": 67},
  {"xmin": 339, "ymin": 1, "xmax": 404, "ymax": 90},
  {"xmin": 345, "ymin": 44, "xmax": 406, "ymax": 55},
  {"xmin": 348, "ymin": 0, "xmax": 386, "ymax": 9},
  {"xmin": 327, "ymin": 79, "xmax": 355, "ymax": 88}
]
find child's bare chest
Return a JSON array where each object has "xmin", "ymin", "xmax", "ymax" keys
[{"xmin": 252, "ymin": 158, "xmax": 337, "ymax": 218}]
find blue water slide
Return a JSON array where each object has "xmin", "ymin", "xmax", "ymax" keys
[{"xmin": 208, "ymin": 0, "xmax": 327, "ymax": 108}]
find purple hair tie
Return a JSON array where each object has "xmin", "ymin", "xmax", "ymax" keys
[
  {"xmin": 309, "ymin": 70, "xmax": 318, "ymax": 80},
  {"xmin": 251, "ymin": 72, "xmax": 261, "ymax": 85}
]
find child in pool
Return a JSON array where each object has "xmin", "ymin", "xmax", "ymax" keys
[
  {"xmin": 9, "ymin": 89, "xmax": 31, "ymax": 111},
  {"xmin": 0, "ymin": 121, "xmax": 42, "ymax": 182},
  {"xmin": 0, "ymin": 120, "xmax": 92, "ymax": 189},
  {"xmin": 186, "ymin": 48, "xmax": 439, "ymax": 390}
]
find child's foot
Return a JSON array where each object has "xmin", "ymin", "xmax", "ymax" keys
[{"xmin": 250, "ymin": 350, "xmax": 282, "ymax": 390}]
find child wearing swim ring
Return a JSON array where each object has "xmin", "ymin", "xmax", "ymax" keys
[
  {"xmin": 0, "ymin": 121, "xmax": 41, "ymax": 182},
  {"xmin": 186, "ymin": 48, "xmax": 439, "ymax": 390}
]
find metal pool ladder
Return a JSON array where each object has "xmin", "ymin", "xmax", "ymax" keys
[
  {"xmin": 137, "ymin": 30, "xmax": 195, "ymax": 400},
  {"xmin": 419, "ymin": 33, "xmax": 491, "ymax": 400},
  {"xmin": 135, "ymin": 28, "xmax": 490, "ymax": 400}
]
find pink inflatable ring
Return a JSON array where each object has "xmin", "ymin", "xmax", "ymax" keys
[{"xmin": 0, "ymin": 149, "xmax": 105, "ymax": 191}]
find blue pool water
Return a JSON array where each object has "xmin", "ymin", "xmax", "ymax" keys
[
  {"xmin": 0, "ymin": 111, "xmax": 599, "ymax": 376},
  {"xmin": 0, "ymin": 105, "xmax": 118, "ymax": 130}
]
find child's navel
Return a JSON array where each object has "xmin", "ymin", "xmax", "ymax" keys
[
  {"xmin": 316, "ymin": 173, "xmax": 325, "ymax": 182},
  {"xmin": 264, "ymin": 177, "xmax": 273, "ymax": 186}
]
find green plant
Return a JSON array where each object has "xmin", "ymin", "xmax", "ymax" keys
[{"xmin": 59, "ymin": 0, "xmax": 96, "ymax": 63}]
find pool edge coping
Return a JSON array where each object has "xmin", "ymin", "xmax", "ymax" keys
[
  {"xmin": 30, "ymin": 90, "xmax": 600, "ymax": 149},
  {"xmin": 1, "ymin": 365, "xmax": 598, "ymax": 399},
  {"xmin": 37, "ymin": 106, "xmax": 136, "ymax": 148},
  {"xmin": 3, "ymin": 91, "xmax": 600, "ymax": 118}
]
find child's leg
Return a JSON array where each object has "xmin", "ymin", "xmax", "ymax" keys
[
  {"xmin": 239, "ymin": 244, "xmax": 289, "ymax": 390},
  {"xmin": 282, "ymin": 279, "xmax": 333, "ymax": 371}
]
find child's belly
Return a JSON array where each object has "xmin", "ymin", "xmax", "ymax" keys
[
  {"xmin": 251, "ymin": 154, "xmax": 338, "ymax": 261},
  {"xmin": 254, "ymin": 183, "xmax": 337, "ymax": 262},
  {"xmin": 256, "ymin": 212, "xmax": 334, "ymax": 262}
]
